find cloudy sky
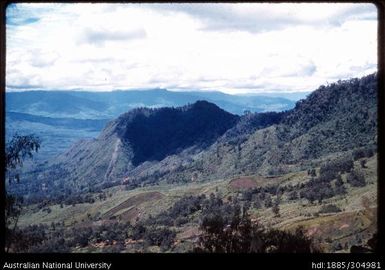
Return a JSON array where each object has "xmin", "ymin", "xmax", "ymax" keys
[{"xmin": 6, "ymin": 3, "xmax": 377, "ymax": 94}]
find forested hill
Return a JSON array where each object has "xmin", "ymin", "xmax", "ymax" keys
[
  {"xmin": 283, "ymin": 73, "xmax": 377, "ymax": 137},
  {"xmin": 114, "ymin": 100, "xmax": 240, "ymax": 165},
  {"xmin": 187, "ymin": 73, "xmax": 378, "ymax": 180}
]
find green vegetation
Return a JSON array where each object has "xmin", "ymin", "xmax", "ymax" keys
[
  {"xmin": 12, "ymin": 153, "xmax": 377, "ymax": 253},
  {"xmin": 347, "ymin": 169, "xmax": 366, "ymax": 187},
  {"xmin": 195, "ymin": 204, "xmax": 319, "ymax": 253},
  {"xmin": 7, "ymin": 73, "xmax": 378, "ymax": 253},
  {"xmin": 318, "ymin": 204, "xmax": 342, "ymax": 214},
  {"xmin": 5, "ymin": 134, "xmax": 41, "ymax": 252}
]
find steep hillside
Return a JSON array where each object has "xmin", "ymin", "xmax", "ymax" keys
[
  {"xmin": 175, "ymin": 73, "xmax": 377, "ymax": 181},
  {"xmin": 116, "ymin": 101, "xmax": 239, "ymax": 165},
  {"xmin": 120, "ymin": 73, "xmax": 377, "ymax": 187},
  {"xmin": 14, "ymin": 101, "xmax": 239, "ymax": 198},
  {"xmin": 10, "ymin": 73, "xmax": 377, "ymax": 201}
]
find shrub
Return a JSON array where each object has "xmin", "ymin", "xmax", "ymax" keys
[
  {"xmin": 253, "ymin": 196, "xmax": 262, "ymax": 209},
  {"xmin": 272, "ymin": 202, "xmax": 280, "ymax": 217},
  {"xmin": 132, "ymin": 224, "xmax": 146, "ymax": 240},
  {"xmin": 347, "ymin": 169, "xmax": 366, "ymax": 187},
  {"xmin": 28, "ymin": 237, "xmax": 70, "ymax": 253},
  {"xmin": 353, "ymin": 146, "xmax": 376, "ymax": 161},
  {"xmin": 360, "ymin": 159, "xmax": 367, "ymax": 168},
  {"xmin": 288, "ymin": 191, "xmax": 298, "ymax": 201},
  {"xmin": 318, "ymin": 204, "xmax": 342, "ymax": 214},
  {"xmin": 143, "ymin": 226, "xmax": 176, "ymax": 249},
  {"xmin": 264, "ymin": 195, "xmax": 273, "ymax": 208},
  {"xmin": 352, "ymin": 149, "xmax": 366, "ymax": 161},
  {"xmin": 264, "ymin": 227, "xmax": 317, "ymax": 253},
  {"xmin": 319, "ymin": 157, "xmax": 354, "ymax": 181},
  {"xmin": 307, "ymin": 169, "xmax": 316, "ymax": 177},
  {"xmin": 175, "ymin": 216, "xmax": 189, "ymax": 226},
  {"xmin": 302, "ymin": 180, "xmax": 335, "ymax": 203}
]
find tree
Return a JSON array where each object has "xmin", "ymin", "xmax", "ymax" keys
[
  {"xmin": 319, "ymin": 157, "xmax": 354, "ymax": 182},
  {"xmin": 253, "ymin": 195, "xmax": 262, "ymax": 209},
  {"xmin": 196, "ymin": 208, "xmax": 263, "ymax": 253},
  {"xmin": 335, "ymin": 174, "xmax": 343, "ymax": 186},
  {"xmin": 307, "ymin": 169, "xmax": 316, "ymax": 177},
  {"xmin": 264, "ymin": 227, "xmax": 318, "ymax": 253},
  {"xmin": 350, "ymin": 233, "xmax": 377, "ymax": 253},
  {"xmin": 264, "ymin": 194, "xmax": 273, "ymax": 208},
  {"xmin": 288, "ymin": 191, "xmax": 298, "ymax": 201},
  {"xmin": 334, "ymin": 175, "xmax": 346, "ymax": 195},
  {"xmin": 143, "ymin": 226, "xmax": 176, "ymax": 250},
  {"xmin": 272, "ymin": 200, "xmax": 280, "ymax": 217},
  {"xmin": 360, "ymin": 159, "xmax": 367, "ymax": 168},
  {"xmin": 194, "ymin": 208, "xmax": 320, "ymax": 253},
  {"xmin": 318, "ymin": 204, "xmax": 341, "ymax": 214},
  {"xmin": 5, "ymin": 134, "xmax": 40, "ymax": 252},
  {"xmin": 347, "ymin": 169, "xmax": 366, "ymax": 187},
  {"xmin": 6, "ymin": 134, "xmax": 41, "ymax": 171}
]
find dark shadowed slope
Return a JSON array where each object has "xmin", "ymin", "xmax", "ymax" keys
[{"xmin": 116, "ymin": 101, "xmax": 239, "ymax": 165}]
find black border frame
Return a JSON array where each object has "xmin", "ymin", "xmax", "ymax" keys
[{"xmin": 0, "ymin": 1, "xmax": 384, "ymax": 269}]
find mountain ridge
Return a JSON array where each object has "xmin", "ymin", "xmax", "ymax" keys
[{"xmin": 9, "ymin": 73, "xmax": 377, "ymax": 200}]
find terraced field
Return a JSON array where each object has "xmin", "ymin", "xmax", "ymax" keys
[{"xmin": 100, "ymin": 191, "xmax": 164, "ymax": 220}]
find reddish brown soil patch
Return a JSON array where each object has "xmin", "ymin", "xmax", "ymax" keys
[{"xmin": 229, "ymin": 177, "xmax": 257, "ymax": 190}]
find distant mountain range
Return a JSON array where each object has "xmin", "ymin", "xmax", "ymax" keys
[
  {"xmin": 10, "ymin": 73, "xmax": 377, "ymax": 199},
  {"xmin": 6, "ymin": 88, "xmax": 297, "ymax": 118}
]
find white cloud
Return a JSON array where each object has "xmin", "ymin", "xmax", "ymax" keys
[
  {"xmin": 6, "ymin": 3, "xmax": 377, "ymax": 94},
  {"xmin": 79, "ymin": 28, "xmax": 147, "ymax": 46}
]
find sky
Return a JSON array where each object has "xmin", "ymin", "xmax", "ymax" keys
[{"xmin": 6, "ymin": 3, "xmax": 378, "ymax": 94}]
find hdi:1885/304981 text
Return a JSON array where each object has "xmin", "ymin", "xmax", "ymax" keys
[{"xmin": 326, "ymin": 262, "xmax": 381, "ymax": 269}]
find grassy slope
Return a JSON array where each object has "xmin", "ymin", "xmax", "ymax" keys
[{"xmin": 18, "ymin": 155, "xmax": 377, "ymax": 253}]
